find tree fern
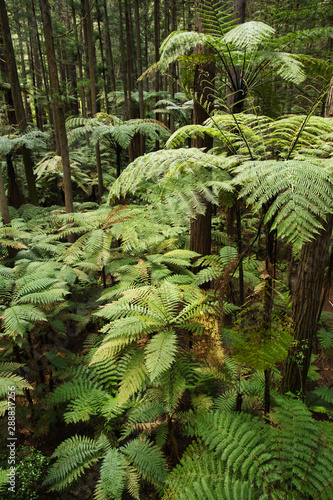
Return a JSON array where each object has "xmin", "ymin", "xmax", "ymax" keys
[
  {"xmin": 164, "ymin": 396, "xmax": 333, "ymax": 499},
  {"xmin": 109, "ymin": 148, "xmax": 233, "ymax": 220}
]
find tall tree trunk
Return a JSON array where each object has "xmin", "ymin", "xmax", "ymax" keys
[
  {"xmin": 103, "ymin": 0, "xmax": 116, "ymax": 94},
  {"xmin": 16, "ymin": 19, "xmax": 33, "ymax": 122},
  {"xmin": 118, "ymin": 0, "xmax": 129, "ymax": 120},
  {"xmin": 124, "ymin": 0, "xmax": 135, "ymax": 120},
  {"xmin": 7, "ymin": 154, "xmax": 25, "ymax": 208},
  {"xmin": 96, "ymin": 0, "xmax": 108, "ymax": 112},
  {"xmin": 72, "ymin": 0, "xmax": 87, "ymax": 120},
  {"xmin": 39, "ymin": 0, "xmax": 74, "ymax": 218},
  {"xmin": 189, "ymin": 0, "xmax": 215, "ymax": 258},
  {"xmin": 280, "ymin": 78, "xmax": 333, "ymax": 396},
  {"xmin": 134, "ymin": 0, "xmax": 145, "ymax": 156},
  {"xmin": 233, "ymin": 0, "xmax": 246, "ymax": 23},
  {"xmin": 154, "ymin": 0, "xmax": 161, "ymax": 149},
  {"xmin": 84, "ymin": 0, "xmax": 104, "ymax": 202},
  {"xmin": 0, "ymin": 0, "xmax": 39, "ymax": 205}
]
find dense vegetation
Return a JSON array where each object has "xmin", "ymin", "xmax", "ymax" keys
[{"xmin": 0, "ymin": 0, "xmax": 333, "ymax": 498}]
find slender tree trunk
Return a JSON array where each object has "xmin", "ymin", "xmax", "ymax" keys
[
  {"xmin": 0, "ymin": 164, "xmax": 10, "ymax": 225},
  {"xmin": 154, "ymin": 0, "xmax": 161, "ymax": 149},
  {"xmin": 39, "ymin": 0, "xmax": 74, "ymax": 218},
  {"xmin": 124, "ymin": 0, "xmax": 135, "ymax": 119},
  {"xmin": 83, "ymin": 0, "xmax": 104, "ymax": 202},
  {"xmin": 0, "ymin": 0, "xmax": 38, "ymax": 205},
  {"xmin": 233, "ymin": 0, "xmax": 246, "ymax": 23},
  {"xmin": 96, "ymin": 0, "xmax": 108, "ymax": 112},
  {"xmin": 7, "ymin": 154, "xmax": 25, "ymax": 208},
  {"xmin": 118, "ymin": 0, "xmax": 129, "ymax": 119},
  {"xmin": 103, "ymin": 0, "xmax": 116, "ymax": 94},
  {"xmin": 72, "ymin": 0, "xmax": 87, "ymax": 120},
  {"xmin": 16, "ymin": 20, "xmax": 33, "ymax": 122}
]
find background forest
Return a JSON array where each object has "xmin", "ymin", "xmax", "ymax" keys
[{"xmin": 0, "ymin": 0, "xmax": 333, "ymax": 498}]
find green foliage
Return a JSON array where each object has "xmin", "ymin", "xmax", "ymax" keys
[
  {"xmin": 109, "ymin": 148, "xmax": 232, "ymax": 220},
  {"xmin": 164, "ymin": 396, "xmax": 333, "ymax": 499},
  {"xmin": 235, "ymin": 159, "xmax": 333, "ymax": 245},
  {"xmin": 0, "ymin": 259, "xmax": 69, "ymax": 339}
]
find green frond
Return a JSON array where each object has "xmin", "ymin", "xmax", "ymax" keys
[
  {"xmin": 51, "ymin": 379, "xmax": 100, "ymax": 404},
  {"xmin": 118, "ymin": 349, "xmax": 148, "ymax": 404},
  {"xmin": 0, "ymin": 372, "xmax": 32, "ymax": 398},
  {"xmin": 197, "ymin": 0, "xmax": 236, "ymax": 38},
  {"xmin": 234, "ymin": 159, "xmax": 333, "ymax": 245},
  {"xmin": 163, "ymin": 442, "xmax": 226, "ymax": 500},
  {"xmin": 145, "ymin": 329, "xmax": 178, "ymax": 382},
  {"xmin": 196, "ymin": 410, "xmax": 271, "ymax": 484},
  {"xmin": 121, "ymin": 400, "xmax": 167, "ymax": 439},
  {"xmin": 121, "ymin": 436, "xmax": 167, "ymax": 488},
  {"xmin": 43, "ymin": 435, "xmax": 106, "ymax": 491},
  {"xmin": 98, "ymin": 449, "xmax": 128, "ymax": 500},
  {"xmin": 270, "ymin": 396, "xmax": 333, "ymax": 499},
  {"xmin": 3, "ymin": 305, "xmax": 46, "ymax": 337},
  {"xmin": 64, "ymin": 389, "xmax": 112, "ymax": 424},
  {"xmin": 159, "ymin": 31, "xmax": 208, "ymax": 68},
  {"xmin": 312, "ymin": 386, "xmax": 333, "ymax": 406},
  {"xmin": 223, "ymin": 21, "xmax": 275, "ymax": 50}
]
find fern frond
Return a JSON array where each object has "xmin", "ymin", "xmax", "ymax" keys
[
  {"xmin": 121, "ymin": 436, "xmax": 167, "ymax": 488},
  {"xmin": 145, "ymin": 329, "xmax": 178, "ymax": 382},
  {"xmin": 118, "ymin": 349, "xmax": 148, "ymax": 404},
  {"xmin": 234, "ymin": 159, "xmax": 333, "ymax": 245},
  {"xmin": 43, "ymin": 435, "xmax": 106, "ymax": 491},
  {"xmin": 223, "ymin": 21, "xmax": 275, "ymax": 50},
  {"xmin": 99, "ymin": 449, "xmax": 128, "ymax": 500}
]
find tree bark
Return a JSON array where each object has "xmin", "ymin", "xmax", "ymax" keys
[
  {"xmin": 0, "ymin": 163, "xmax": 10, "ymax": 225},
  {"xmin": 103, "ymin": 0, "xmax": 116, "ymax": 94},
  {"xmin": 189, "ymin": 0, "xmax": 215, "ymax": 258},
  {"xmin": 118, "ymin": 0, "xmax": 129, "ymax": 119},
  {"xmin": 0, "ymin": 0, "xmax": 39, "ymax": 205},
  {"xmin": 83, "ymin": 0, "xmax": 104, "ymax": 202},
  {"xmin": 233, "ymin": 0, "xmax": 246, "ymax": 24},
  {"xmin": 39, "ymin": 0, "xmax": 74, "ymax": 216},
  {"xmin": 134, "ymin": 0, "xmax": 145, "ymax": 156},
  {"xmin": 280, "ymin": 79, "xmax": 333, "ymax": 395}
]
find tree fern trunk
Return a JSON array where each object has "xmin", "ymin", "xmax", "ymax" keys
[
  {"xmin": 281, "ymin": 79, "xmax": 333, "ymax": 396},
  {"xmin": 281, "ymin": 215, "xmax": 333, "ymax": 395}
]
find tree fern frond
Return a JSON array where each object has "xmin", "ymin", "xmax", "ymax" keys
[
  {"xmin": 121, "ymin": 436, "xmax": 167, "ymax": 488},
  {"xmin": 43, "ymin": 435, "xmax": 106, "ymax": 491},
  {"xmin": 121, "ymin": 400, "xmax": 166, "ymax": 439},
  {"xmin": 118, "ymin": 349, "xmax": 148, "ymax": 404},
  {"xmin": 0, "ymin": 372, "xmax": 32, "ymax": 397},
  {"xmin": 198, "ymin": 0, "xmax": 235, "ymax": 38},
  {"xmin": 98, "ymin": 449, "xmax": 127, "ymax": 500},
  {"xmin": 234, "ymin": 159, "xmax": 333, "ymax": 245},
  {"xmin": 145, "ymin": 329, "xmax": 178, "ymax": 382},
  {"xmin": 51, "ymin": 379, "xmax": 100, "ymax": 404},
  {"xmin": 223, "ymin": 21, "xmax": 275, "ymax": 50},
  {"xmin": 3, "ymin": 305, "xmax": 46, "ymax": 337}
]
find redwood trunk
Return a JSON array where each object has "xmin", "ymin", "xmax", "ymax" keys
[
  {"xmin": 0, "ymin": 0, "xmax": 38, "ymax": 205},
  {"xmin": 39, "ymin": 0, "xmax": 74, "ymax": 216}
]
